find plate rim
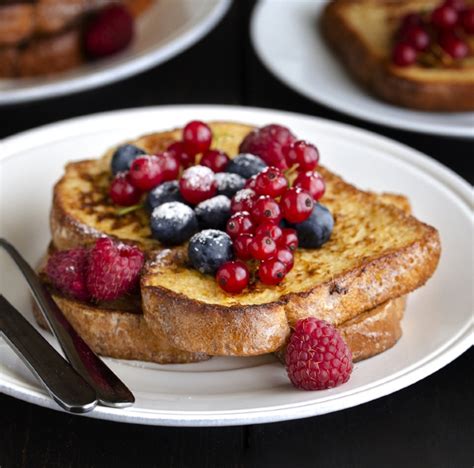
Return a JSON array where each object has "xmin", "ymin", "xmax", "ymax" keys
[
  {"xmin": 250, "ymin": 0, "xmax": 474, "ymax": 139},
  {"xmin": 0, "ymin": 104, "xmax": 472, "ymax": 426},
  {"xmin": 0, "ymin": 0, "xmax": 231, "ymax": 105}
]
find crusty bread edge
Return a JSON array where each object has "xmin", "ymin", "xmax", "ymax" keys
[
  {"xmin": 32, "ymin": 293, "xmax": 210, "ymax": 365},
  {"xmin": 320, "ymin": 1, "xmax": 474, "ymax": 112}
]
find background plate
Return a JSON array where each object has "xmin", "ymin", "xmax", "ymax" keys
[
  {"xmin": 0, "ymin": 105, "xmax": 472, "ymax": 426},
  {"xmin": 0, "ymin": 0, "xmax": 230, "ymax": 105},
  {"xmin": 251, "ymin": 0, "xmax": 474, "ymax": 138}
]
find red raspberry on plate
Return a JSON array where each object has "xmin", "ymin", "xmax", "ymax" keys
[
  {"xmin": 46, "ymin": 248, "xmax": 90, "ymax": 301},
  {"xmin": 239, "ymin": 124, "xmax": 296, "ymax": 170},
  {"xmin": 286, "ymin": 318, "xmax": 353, "ymax": 390},
  {"xmin": 87, "ymin": 238, "xmax": 144, "ymax": 301},
  {"xmin": 84, "ymin": 4, "xmax": 134, "ymax": 58}
]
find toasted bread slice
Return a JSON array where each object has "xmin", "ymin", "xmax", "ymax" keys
[
  {"xmin": 34, "ymin": 249, "xmax": 209, "ymax": 364},
  {"xmin": 34, "ymin": 246, "xmax": 405, "ymax": 363},
  {"xmin": 321, "ymin": 0, "xmax": 474, "ymax": 111},
  {"xmin": 33, "ymin": 286, "xmax": 406, "ymax": 364}
]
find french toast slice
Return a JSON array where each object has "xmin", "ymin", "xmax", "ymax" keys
[
  {"xmin": 320, "ymin": 0, "xmax": 474, "ymax": 111},
  {"xmin": 50, "ymin": 121, "xmax": 439, "ymax": 356},
  {"xmin": 34, "ymin": 249, "xmax": 209, "ymax": 364},
  {"xmin": 33, "ymin": 276, "xmax": 406, "ymax": 364}
]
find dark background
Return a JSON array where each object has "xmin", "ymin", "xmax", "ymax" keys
[{"xmin": 0, "ymin": 2, "xmax": 472, "ymax": 467}]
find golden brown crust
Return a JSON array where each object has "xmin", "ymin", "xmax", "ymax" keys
[
  {"xmin": 32, "ymin": 293, "xmax": 209, "ymax": 365},
  {"xmin": 275, "ymin": 296, "xmax": 406, "ymax": 363},
  {"xmin": 321, "ymin": 0, "xmax": 474, "ymax": 111}
]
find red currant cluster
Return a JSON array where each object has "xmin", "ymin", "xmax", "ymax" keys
[
  {"xmin": 391, "ymin": 0, "xmax": 473, "ymax": 67},
  {"xmin": 216, "ymin": 147, "xmax": 326, "ymax": 294},
  {"xmin": 109, "ymin": 121, "xmax": 229, "ymax": 206}
]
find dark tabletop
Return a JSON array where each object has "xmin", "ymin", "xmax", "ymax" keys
[{"xmin": 0, "ymin": 2, "xmax": 472, "ymax": 467}]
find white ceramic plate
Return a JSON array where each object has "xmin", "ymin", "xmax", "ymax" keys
[
  {"xmin": 251, "ymin": 0, "xmax": 474, "ymax": 138},
  {"xmin": 0, "ymin": 105, "xmax": 472, "ymax": 426},
  {"xmin": 0, "ymin": 0, "xmax": 230, "ymax": 105}
]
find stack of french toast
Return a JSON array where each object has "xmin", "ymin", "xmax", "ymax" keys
[
  {"xmin": 34, "ymin": 121, "xmax": 441, "ymax": 383},
  {"xmin": 0, "ymin": 0, "xmax": 152, "ymax": 77}
]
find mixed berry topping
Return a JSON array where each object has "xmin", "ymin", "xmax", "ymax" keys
[
  {"xmin": 391, "ymin": 0, "xmax": 473, "ymax": 67},
  {"xmin": 46, "ymin": 239, "xmax": 144, "ymax": 302},
  {"xmin": 106, "ymin": 121, "xmax": 334, "ymax": 294},
  {"xmin": 286, "ymin": 318, "xmax": 353, "ymax": 391}
]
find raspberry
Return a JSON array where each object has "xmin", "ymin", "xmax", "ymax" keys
[
  {"xmin": 46, "ymin": 248, "xmax": 90, "ymax": 301},
  {"xmin": 84, "ymin": 4, "xmax": 134, "ymax": 58},
  {"xmin": 285, "ymin": 318, "xmax": 353, "ymax": 390},
  {"xmin": 87, "ymin": 238, "xmax": 144, "ymax": 301},
  {"xmin": 239, "ymin": 124, "xmax": 296, "ymax": 170}
]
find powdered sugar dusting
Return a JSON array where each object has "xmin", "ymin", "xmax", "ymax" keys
[
  {"xmin": 190, "ymin": 229, "xmax": 231, "ymax": 248},
  {"xmin": 181, "ymin": 165, "xmax": 215, "ymax": 189},
  {"xmin": 196, "ymin": 195, "xmax": 230, "ymax": 212},
  {"xmin": 151, "ymin": 202, "xmax": 193, "ymax": 223},
  {"xmin": 233, "ymin": 188, "xmax": 256, "ymax": 202}
]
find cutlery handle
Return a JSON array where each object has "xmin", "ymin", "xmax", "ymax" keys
[
  {"xmin": 0, "ymin": 239, "xmax": 135, "ymax": 408},
  {"xmin": 0, "ymin": 296, "xmax": 97, "ymax": 413}
]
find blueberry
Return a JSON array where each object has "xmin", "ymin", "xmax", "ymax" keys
[
  {"xmin": 195, "ymin": 195, "xmax": 231, "ymax": 230},
  {"xmin": 111, "ymin": 144, "xmax": 146, "ymax": 175},
  {"xmin": 146, "ymin": 181, "xmax": 184, "ymax": 211},
  {"xmin": 226, "ymin": 153, "xmax": 267, "ymax": 179},
  {"xmin": 215, "ymin": 172, "xmax": 245, "ymax": 198},
  {"xmin": 150, "ymin": 202, "xmax": 198, "ymax": 245},
  {"xmin": 188, "ymin": 229, "xmax": 233, "ymax": 275},
  {"xmin": 288, "ymin": 203, "xmax": 334, "ymax": 248}
]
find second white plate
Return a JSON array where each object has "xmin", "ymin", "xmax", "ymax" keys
[{"xmin": 251, "ymin": 0, "xmax": 474, "ymax": 138}]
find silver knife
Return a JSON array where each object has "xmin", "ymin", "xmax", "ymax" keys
[
  {"xmin": 0, "ymin": 238, "xmax": 135, "ymax": 408},
  {"xmin": 0, "ymin": 295, "xmax": 97, "ymax": 413}
]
